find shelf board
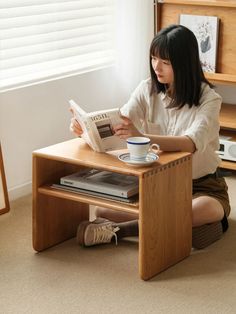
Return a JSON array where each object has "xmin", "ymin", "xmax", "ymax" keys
[
  {"xmin": 157, "ymin": 0, "xmax": 236, "ymax": 8},
  {"xmin": 38, "ymin": 185, "xmax": 139, "ymax": 214},
  {"xmin": 220, "ymin": 160, "xmax": 236, "ymax": 170},
  {"xmin": 220, "ymin": 104, "xmax": 236, "ymax": 129},
  {"xmin": 205, "ymin": 73, "xmax": 236, "ymax": 86}
]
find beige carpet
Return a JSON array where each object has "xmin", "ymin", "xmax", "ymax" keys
[{"xmin": 1, "ymin": 176, "xmax": 236, "ymax": 314}]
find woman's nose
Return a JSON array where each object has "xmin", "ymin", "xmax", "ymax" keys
[{"xmin": 154, "ymin": 60, "xmax": 160, "ymax": 71}]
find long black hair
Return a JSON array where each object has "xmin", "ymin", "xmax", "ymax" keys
[{"xmin": 150, "ymin": 24, "xmax": 213, "ymax": 108}]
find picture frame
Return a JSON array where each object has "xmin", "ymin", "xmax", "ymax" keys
[
  {"xmin": 0, "ymin": 143, "xmax": 10, "ymax": 215},
  {"xmin": 180, "ymin": 14, "xmax": 220, "ymax": 73}
]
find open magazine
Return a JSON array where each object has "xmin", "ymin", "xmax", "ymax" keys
[{"xmin": 69, "ymin": 99, "xmax": 126, "ymax": 152}]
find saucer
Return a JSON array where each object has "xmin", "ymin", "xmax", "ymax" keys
[{"xmin": 118, "ymin": 152, "xmax": 159, "ymax": 166}]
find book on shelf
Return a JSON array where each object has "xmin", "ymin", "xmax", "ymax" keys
[
  {"xmin": 179, "ymin": 14, "xmax": 220, "ymax": 73},
  {"xmin": 60, "ymin": 169, "xmax": 139, "ymax": 198},
  {"xmin": 51, "ymin": 183, "xmax": 138, "ymax": 204},
  {"xmin": 69, "ymin": 99, "xmax": 126, "ymax": 152}
]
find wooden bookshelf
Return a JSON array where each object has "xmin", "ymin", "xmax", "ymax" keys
[
  {"xmin": 219, "ymin": 104, "xmax": 236, "ymax": 170},
  {"xmin": 205, "ymin": 73, "xmax": 236, "ymax": 86},
  {"xmin": 154, "ymin": 0, "xmax": 236, "ymax": 82},
  {"xmin": 220, "ymin": 104, "xmax": 236, "ymax": 130},
  {"xmin": 155, "ymin": 0, "xmax": 236, "ymax": 8},
  {"xmin": 155, "ymin": 0, "xmax": 236, "ymax": 170}
]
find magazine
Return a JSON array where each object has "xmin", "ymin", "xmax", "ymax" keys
[
  {"xmin": 69, "ymin": 99, "xmax": 126, "ymax": 152},
  {"xmin": 52, "ymin": 184, "xmax": 139, "ymax": 204},
  {"xmin": 60, "ymin": 169, "xmax": 139, "ymax": 198},
  {"xmin": 179, "ymin": 14, "xmax": 220, "ymax": 73}
]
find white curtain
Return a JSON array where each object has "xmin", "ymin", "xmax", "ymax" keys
[
  {"xmin": 114, "ymin": 0, "xmax": 154, "ymax": 96},
  {"xmin": 0, "ymin": 0, "xmax": 115, "ymax": 92}
]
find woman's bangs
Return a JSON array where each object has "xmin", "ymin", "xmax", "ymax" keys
[{"xmin": 151, "ymin": 38, "xmax": 169, "ymax": 60}]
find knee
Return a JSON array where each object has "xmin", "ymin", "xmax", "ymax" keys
[{"xmin": 192, "ymin": 196, "xmax": 224, "ymax": 227}]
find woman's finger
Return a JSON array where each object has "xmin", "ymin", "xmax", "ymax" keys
[
  {"xmin": 120, "ymin": 115, "xmax": 132, "ymax": 125},
  {"xmin": 69, "ymin": 117, "xmax": 83, "ymax": 135}
]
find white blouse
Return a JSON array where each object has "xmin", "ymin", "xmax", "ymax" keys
[{"xmin": 120, "ymin": 78, "xmax": 222, "ymax": 179}]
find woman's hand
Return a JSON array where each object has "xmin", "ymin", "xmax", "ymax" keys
[
  {"xmin": 69, "ymin": 108, "xmax": 83, "ymax": 137},
  {"xmin": 113, "ymin": 116, "xmax": 142, "ymax": 139}
]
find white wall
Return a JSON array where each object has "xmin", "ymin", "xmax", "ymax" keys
[
  {"xmin": 0, "ymin": 0, "xmax": 154, "ymax": 200},
  {"xmin": 0, "ymin": 69, "xmax": 123, "ymax": 199}
]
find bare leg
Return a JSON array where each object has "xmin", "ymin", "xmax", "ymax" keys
[
  {"xmin": 95, "ymin": 206, "xmax": 139, "ymax": 223},
  {"xmin": 89, "ymin": 205, "xmax": 227, "ymax": 245},
  {"xmin": 94, "ymin": 207, "xmax": 139, "ymax": 239},
  {"xmin": 192, "ymin": 196, "xmax": 226, "ymax": 249},
  {"xmin": 96, "ymin": 196, "xmax": 225, "ymax": 226},
  {"xmin": 192, "ymin": 196, "xmax": 224, "ymax": 227},
  {"xmin": 114, "ymin": 220, "xmax": 139, "ymax": 238},
  {"xmin": 91, "ymin": 198, "xmax": 226, "ymax": 248}
]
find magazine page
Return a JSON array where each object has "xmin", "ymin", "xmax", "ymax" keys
[
  {"xmin": 87, "ymin": 109, "xmax": 126, "ymax": 152},
  {"xmin": 69, "ymin": 100, "xmax": 101, "ymax": 151}
]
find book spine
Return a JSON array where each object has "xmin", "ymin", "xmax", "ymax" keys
[{"xmin": 60, "ymin": 178, "xmax": 129, "ymax": 197}]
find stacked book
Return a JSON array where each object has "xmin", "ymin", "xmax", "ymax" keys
[{"xmin": 52, "ymin": 169, "xmax": 139, "ymax": 203}]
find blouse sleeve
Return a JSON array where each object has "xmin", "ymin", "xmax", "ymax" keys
[
  {"xmin": 184, "ymin": 94, "xmax": 222, "ymax": 152},
  {"xmin": 120, "ymin": 80, "xmax": 150, "ymax": 131}
]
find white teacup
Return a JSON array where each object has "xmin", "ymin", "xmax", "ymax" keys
[{"xmin": 126, "ymin": 137, "xmax": 160, "ymax": 161}]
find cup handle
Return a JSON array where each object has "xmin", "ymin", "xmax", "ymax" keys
[{"xmin": 149, "ymin": 143, "xmax": 160, "ymax": 155}]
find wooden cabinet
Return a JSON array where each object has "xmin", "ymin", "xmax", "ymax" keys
[{"xmin": 154, "ymin": 0, "xmax": 236, "ymax": 170}]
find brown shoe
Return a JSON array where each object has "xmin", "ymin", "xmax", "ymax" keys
[{"xmin": 76, "ymin": 218, "xmax": 120, "ymax": 247}]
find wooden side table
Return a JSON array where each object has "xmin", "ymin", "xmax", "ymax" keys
[{"xmin": 32, "ymin": 138, "xmax": 192, "ymax": 280}]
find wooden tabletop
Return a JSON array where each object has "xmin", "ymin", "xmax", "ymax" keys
[{"xmin": 33, "ymin": 138, "xmax": 191, "ymax": 176}]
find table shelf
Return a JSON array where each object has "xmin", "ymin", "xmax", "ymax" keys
[{"xmin": 38, "ymin": 185, "xmax": 139, "ymax": 214}]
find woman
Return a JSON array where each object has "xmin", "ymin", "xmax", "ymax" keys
[{"xmin": 70, "ymin": 25, "xmax": 230, "ymax": 249}]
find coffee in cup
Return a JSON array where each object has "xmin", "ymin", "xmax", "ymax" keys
[{"xmin": 126, "ymin": 137, "xmax": 160, "ymax": 161}]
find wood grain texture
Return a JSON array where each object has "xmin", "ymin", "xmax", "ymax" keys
[
  {"xmin": 155, "ymin": 1, "xmax": 236, "ymax": 83},
  {"xmin": 139, "ymin": 156, "xmax": 192, "ymax": 280},
  {"xmin": 32, "ymin": 155, "xmax": 89, "ymax": 251},
  {"xmin": 219, "ymin": 104, "xmax": 236, "ymax": 170},
  {"xmin": 32, "ymin": 139, "xmax": 192, "ymax": 279},
  {"xmin": 0, "ymin": 143, "xmax": 10, "ymax": 215},
  {"xmin": 220, "ymin": 104, "xmax": 236, "ymax": 129},
  {"xmin": 158, "ymin": 0, "xmax": 236, "ymax": 8},
  {"xmin": 155, "ymin": 1, "xmax": 236, "ymax": 173}
]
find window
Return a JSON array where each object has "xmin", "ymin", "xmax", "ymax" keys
[{"xmin": 0, "ymin": 0, "xmax": 115, "ymax": 92}]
